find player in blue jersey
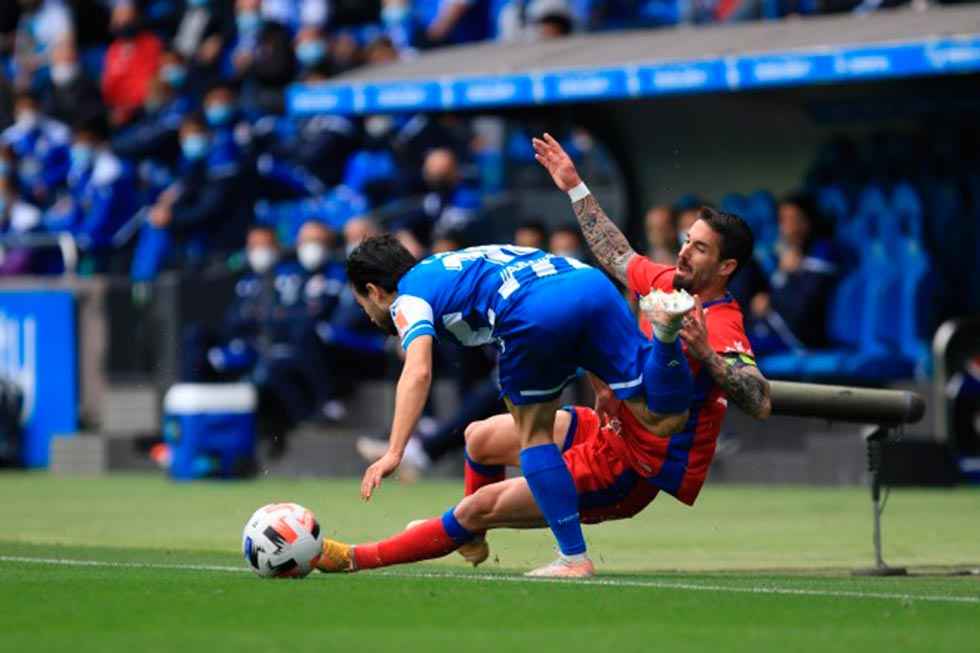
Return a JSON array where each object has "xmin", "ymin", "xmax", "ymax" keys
[{"xmin": 346, "ymin": 235, "xmax": 696, "ymax": 577}]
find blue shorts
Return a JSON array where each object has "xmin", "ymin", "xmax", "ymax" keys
[{"xmin": 495, "ymin": 267, "xmax": 650, "ymax": 406}]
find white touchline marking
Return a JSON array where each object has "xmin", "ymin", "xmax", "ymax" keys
[{"xmin": 1, "ymin": 555, "xmax": 977, "ymax": 605}]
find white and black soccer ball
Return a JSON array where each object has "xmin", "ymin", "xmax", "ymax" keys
[{"xmin": 242, "ymin": 502, "xmax": 323, "ymax": 578}]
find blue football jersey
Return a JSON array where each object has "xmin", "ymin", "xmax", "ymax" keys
[{"xmin": 391, "ymin": 245, "xmax": 591, "ymax": 350}]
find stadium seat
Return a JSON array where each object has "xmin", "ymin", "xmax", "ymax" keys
[
  {"xmin": 890, "ymin": 182, "xmax": 924, "ymax": 244},
  {"xmin": 816, "ymin": 184, "xmax": 849, "ymax": 225}
]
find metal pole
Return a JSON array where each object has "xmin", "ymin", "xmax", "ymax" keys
[{"xmin": 853, "ymin": 428, "xmax": 907, "ymax": 576}]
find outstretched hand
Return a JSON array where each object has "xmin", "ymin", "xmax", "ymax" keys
[
  {"xmin": 532, "ymin": 133, "xmax": 582, "ymax": 193},
  {"xmin": 360, "ymin": 450, "xmax": 401, "ymax": 501}
]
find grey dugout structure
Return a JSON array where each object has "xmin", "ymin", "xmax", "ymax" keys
[{"xmin": 770, "ymin": 381, "xmax": 926, "ymax": 576}]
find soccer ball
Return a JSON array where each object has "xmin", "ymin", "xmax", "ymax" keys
[{"xmin": 242, "ymin": 502, "xmax": 323, "ymax": 578}]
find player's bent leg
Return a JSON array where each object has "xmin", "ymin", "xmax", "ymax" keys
[
  {"xmin": 458, "ymin": 410, "xmax": 573, "ymax": 565},
  {"xmin": 464, "ymin": 408, "xmax": 573, "ymax": 498},
  {"xmin": 509, "ymin": 398, "xmax": 590, "ymax": 562},
  {"xmin": 638, "ymin": 290, "xmax": 694, "ymax": 426}
]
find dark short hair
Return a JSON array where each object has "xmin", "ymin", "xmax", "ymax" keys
[
  {"xmin": 551, "ymin": 224, "xmax": 580, "ymax": 237},
  {"xmin": 697, "ymin": 207, "xmax": 754, "ymax": 277},
  {"xmin": 180, "ymin": 112, "xmax": 208, "ymax": 131},
  {"xmin": 73, "ymin": 114, "xmax": 109, "ymax": 142},
  {"xmin": 516, "ymin": 220, "xmax": 548, "ymax": 238},
  {"xmin": 346, "ymin": 234, "xmax": 417, "ymax": 295}
]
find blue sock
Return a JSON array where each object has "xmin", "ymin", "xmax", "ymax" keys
[
  {"xmin": 441, "ymin": 507, "xmax": 475, "ymax": 545},
  {"xmin": 644, "ymin": 337, "xmax": 693, "ymax": 414},
  {"xmin": 519, "ymin": 443, "xmax": 586, "ymax": 556}
]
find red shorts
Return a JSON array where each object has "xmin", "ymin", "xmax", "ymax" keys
[{"xmin": 560, "ymin": 406, "xmax": 660, "ymax": 524}]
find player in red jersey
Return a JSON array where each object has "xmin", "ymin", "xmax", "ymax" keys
[{"xmin": 313, "ymin": 136, "xmax": 771, "ymax": 575}]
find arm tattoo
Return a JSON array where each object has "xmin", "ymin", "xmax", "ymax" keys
[
  {"xmin": 705, "ymin": 353, "xmax": 772, "ymax": 419},
  {"xmin": 572, "ymin": 194, "xmax": 636, "ymax": 284}
]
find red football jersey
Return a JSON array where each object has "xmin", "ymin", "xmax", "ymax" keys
[{"xmin": 622, "ymin": 255, "xmax": 756, "ymax": 505}]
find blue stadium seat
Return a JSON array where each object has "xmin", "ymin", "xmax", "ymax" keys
[
  {"xmin": 816, "ymin": 185, "xmax": 849, "ymax": 225},
  {"xmin": 890, "ymin": 182, "xmax": 924, "ymax": 244},
  {"xmin": 760, "ymin": 239, "xmax": 919, "ymax": 382},
  {"xmin": 743, "ymin": 190, "xmax": 778, "ymax": 273}
]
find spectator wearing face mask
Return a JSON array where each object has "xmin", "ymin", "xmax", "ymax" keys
[
  {"xmin": 203, "ymin": 82, "xmax": 252, "ymax": 153},
  {"xmin": 288, "ymin": 220, "xmax": 352, "ymax": 421},
  {"xmin": 294, "ymin": 25, "xmax": 329, "ymax": 73},
  {"xmin": 396, "ymin": 147, "xmax": 481, "ymax": 245},
  {"xmin": 0, "ymin": 170, "xmax": 43, "ymax": 275},
  {"xmin": 131, "ymin": 113, "xmax": 252, "ymax": 282},
  {"xmin": 101, "ymin": 2, "xmax": 163, "ymax": 127},
  {"xmin": 43, "ymin": 114, "xmax": 136, "ymax": 273},
  {"xmin": 1, "ymin": 90, "xmax": 71, "ymax": 207},
  {"xmin": 112, "ymin": 50, "xmax": 194, "ymax": 190},
  {"xmin": 181, "ymin": 225, "xmax": 314, "ymax": 454},
  {"xmin": 40, "ymin": 37, "xmax": 104, "ymax": 126}
]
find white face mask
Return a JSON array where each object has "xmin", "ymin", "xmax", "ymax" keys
[
  {"xmin": 247, "ymin": 247, "xmax": 278, "ymax": 274},
  {"xmin": 51, "ymin": 63, "xmax": 79, "ymax": 85},
  {"xmin": 297, "ymin": 241, "xmax": 327, "ymax": 271}
]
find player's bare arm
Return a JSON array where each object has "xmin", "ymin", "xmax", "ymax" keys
[
  {"xmin": 679, "ymin": 296, "xmax": 772, "ymax": 420},
  {"xmin": 532, "ymin": 133, "xmax": 636, "ymax": 285},
  {"xmin": 360, "ymin": 335, "xmax": 434, "ymax": 500}
]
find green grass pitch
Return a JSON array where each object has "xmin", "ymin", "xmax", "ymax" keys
[{"xmin": 1, "ymin": 472, "xmax": 978, "ymax": 652}]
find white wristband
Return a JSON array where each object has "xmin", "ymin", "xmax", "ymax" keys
[{"xmin": 567, "ymin": 182, "xmax": 591, "ymax": 203}]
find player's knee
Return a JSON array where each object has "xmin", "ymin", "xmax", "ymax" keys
[
  {"xmin": 454, "ymin": 488, "xmax": 497, "ymax": 530},
  {"xmin": 464, "ymin": 420, "xmax": 492, "ymax": 463}
]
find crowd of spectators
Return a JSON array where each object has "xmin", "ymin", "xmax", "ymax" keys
[{"xmin": 0, "ymin": 1, "xmax": 970, "ymax": 461}]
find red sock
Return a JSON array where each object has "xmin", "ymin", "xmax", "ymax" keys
[
  {"xmin": 464, "ymin": 456, "xmax": 505, "ymax": 496},
  {"xmin": 353, "ymin": 517, "xmax": 459, "ymax": 570}
]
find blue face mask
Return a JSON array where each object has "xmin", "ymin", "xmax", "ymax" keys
[
  {"xmin": 181, "ymin": 134, "xmax": 209, "ymax": 161},
  {"xmin": 236, "ymin": 11, "xmax": 260, "ymax": 33},
  {"xmin": 296, "ymin": 40, "xmax": 326, "ymax": 66},
  {"xmin": 205, "ymin": 103, "xmax": 233, "ymax": 127},
  {"xmin": 70, "ymin": 143, "xmax": 94, "ymax": 171},
  {"xmin": 382, "ymin": 4, "xmax": 410, "ymax": 24},
  {"xmin": 162, "ymin": 64, "xmax": 187, "ymax": 88}
]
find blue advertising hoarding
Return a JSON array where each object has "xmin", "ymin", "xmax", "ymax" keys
[
  {"xmin": 287, "ymin": 35, "xmax": 980, "ymax": 116},
  {"xmin": 0, "ymin": 291, "xmax": 77, "ymax": 468}
]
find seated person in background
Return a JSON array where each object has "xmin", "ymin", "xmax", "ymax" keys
[
  {"xmin": 39, "ymin": 37, "xmax": 105, "ymax": 126},
  {"xmin": 308, "ymin": 216, "xmax": 390, "ymax": 420},
  {"xmin": 1, "ymin": 90, "xmax": 70, "ymax": 207},
  {"xmin": 112, "ymin": 51, "xmax": 194, "ymax": 202},
  {"xmin": 182, "ymin": 226, "xmax": 312, "ymax": 455},
  {"xmin": 745, "ymin": 192, "xmax": 837, "ymax": 355},
  {"xmin": 548, "ymin": 224, "xmax": 586, "ymax": 260},
  {"xmin": 43, "ymin": 115, "xmax": 137, "ymax": 274},
  {"xmin": 0, "ymin": 171, "xmax": 42, "ymax": 275},
  {"xmin": 290, "ymin": 220, "xmax": 353, "ymax": 421},
  {"xmin": 399, "ymin": 146, "xmax": 481, "ymax": 245},
  {"xmin": 513, "ymin": 219, "xmax": 548, "ymax": 250},
  {"xmin": 644, "ymin": 204, "xmax": 679, "ymax": 265},
  {"xmin": 101, "ymin": 2, "xmax": 163, "ymax": 127},
  {"xmin": 131, "ymin": 113, "xmax": 252, "ymax": 282}
]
